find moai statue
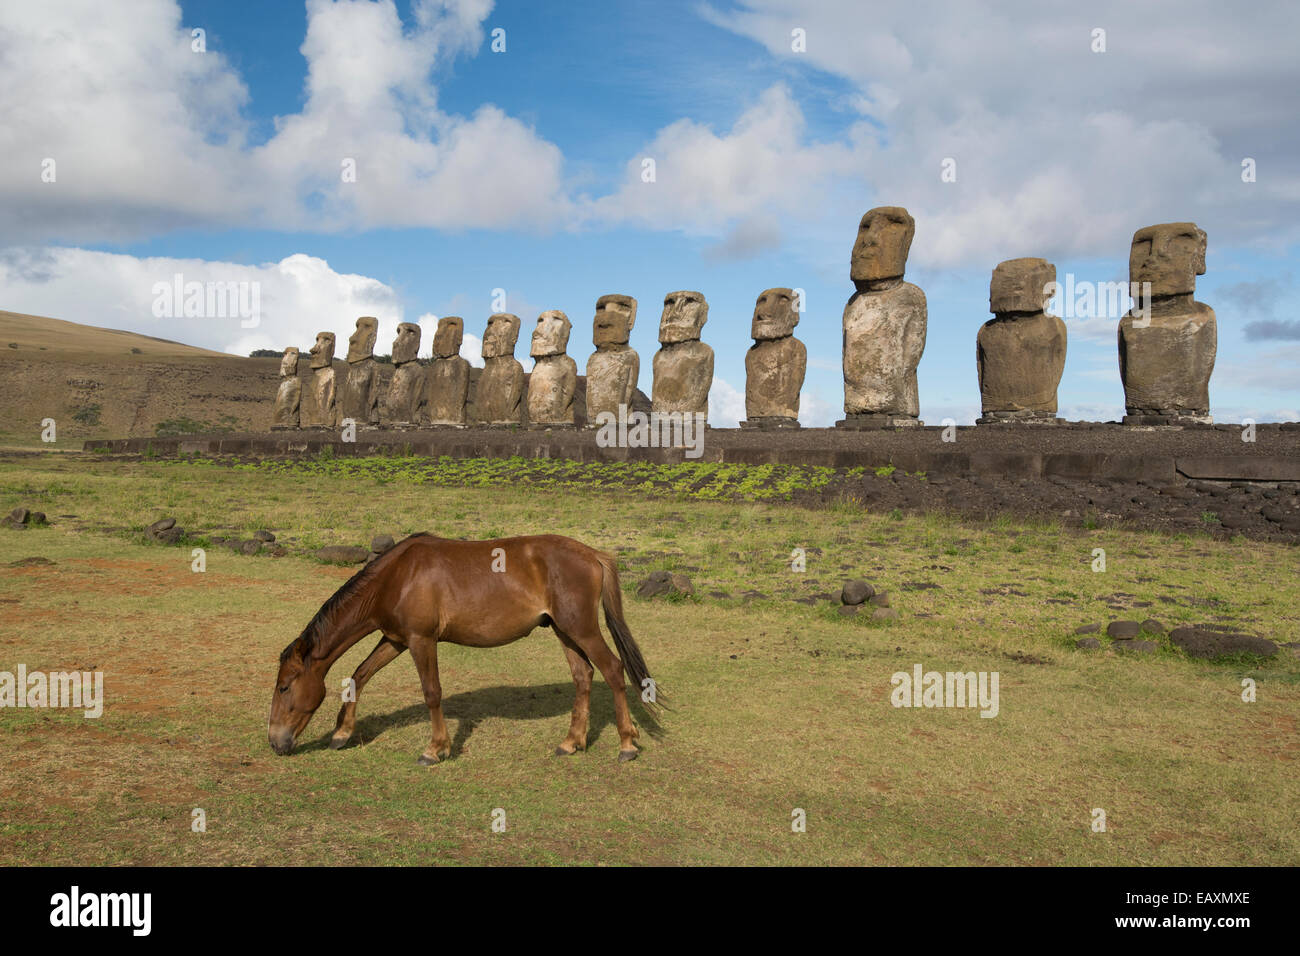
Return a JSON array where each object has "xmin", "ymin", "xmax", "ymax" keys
[
  {"xmin": 976, "ymin": 258, "xmax": 1067, "ymax": 423},
  {"xmin": 340, "ymin": 316, "xmax": 380, "ymax": 426},
  {"xmin": 384, "ymin": 322, "xmax": 424, "ymax": 426},
  {"xmin": 475, "ymin": 313, "xmax": 525, "ymax": 425},
  {"xmin": 742, "ymin": 288, "xmax": 806, "ymax": 428},
  {"xmin": 272, "ymin": 347, "xmax": 301, "ymax": 429},
  {"xmin": 838, "ymin": 206, "xmax": 927, "ymax": 428},
  {"xmin": 652, "ymin": 291, "xmax": 713, "ymax": 420},
  {"xmin": 307, "ymin": 332, "xmax": 336, "ymax": 427},
  {"xmin": 527, "ymin": 310, "xmax": 578, "ymax": 427},
  {"xmin": 1118, "ymin": 223, "xmax": 1216, "ymax": 424},
  {"xmin": 425, "ymin": 316, "xmax": 471, "ymax": 426},
  {"xmin": 585, "ymin": 294, "xmax": 639, "ymax": 425}
]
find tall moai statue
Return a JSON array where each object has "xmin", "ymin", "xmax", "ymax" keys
[
  {"xmin": 307, "ymin": 331, "xmax": 337, "ymax": 427},
  {"xmin": 272, "ymin": 347, "xmax": 301, "ymax": 429},
  {"xmin": 585, "ymin": 294, "xmax": 639, "ymax": 425},
  {"xmin": 384, "ymin": 322, "xmax": 424, "ymax": 426},
  {"xmin": 340, "ymin": 316, "xmax": 380, "ymax": 426},
  {"xmin": 475, "ymin": 313, "xmax": 525, "ymax": 425},
  {"xmin": 742, "ymin": 288, "xmax": 806, "ymax": 428},
  {"xmin": 425, "ymin": 316, "xmax": 471, "ymax": 426},
  {"xmin": 976, "ymin": 258, "xmax": 1067, "ymax": 423},
  {"xmin": 838, "ymin": 206, "xmax": 927, "ymax": 428},
  {"xmin": 652, "ymin": 291, "xmax": 713, "ymax": 420},
  {"xmin": 528, "ymin": 310, "xmax": 578, "ymax": 427},
  {"xmin": 1118, "ymin": 222, "xmax": 1216, "ymax": 424}
]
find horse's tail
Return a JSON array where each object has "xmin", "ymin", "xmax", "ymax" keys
[{"xmin": 597, "ymin": 551, "xmax": 664, "ymax": 713}]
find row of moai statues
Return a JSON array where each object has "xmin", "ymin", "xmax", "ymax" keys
[
  {"xmin": 272, "ymin": 209, "xmax": 1215, "ymax": 430},
  {"xmin": 836, "ymin": 207, "xmax": 1214, "ymax": 426},
  {"xmin": 273, "ymin": 289, "xmax": 806, "ymax": 429}
]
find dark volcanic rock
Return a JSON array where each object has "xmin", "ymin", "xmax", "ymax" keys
[
  {"xmin": 314, "ymin": 545, "xmax": 372, "ymax": 565},
  {"xmin": 1169, "ymin": 626, "xmax": 1277, "ymax": 660},
  {"xmin": 636, "ymin": 571, "xmax": 694, "ymax": 599},
  {"xmin": 1107, "ymin": 620, "xmax": 1141, "ymax": 639},
  {"xmin": 841, "ymin": 579, "xmax": 875, "ymax": 606},
  {"xmin": 1074, "ymin": 637, "xmax": 1102, "ymax": 649}
]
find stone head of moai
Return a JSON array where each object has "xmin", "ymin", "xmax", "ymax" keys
[
  {"xmin": 432, "ymin": 316, "xmax": 464, "ymax": 359},
  {"xmin": 309, "ymin": 331, "xmax": 335, "ymax": 369},
  {"xmin": 593, "ymin": 294, "xmax": 636, "ymax": 348},
  {"xmin": 752, "ymin": 288, "xmax": 800, "ymax": 340},
  {"xmin": 481, "ymin": 312, "xmax": 521, "ymax": 359},
  {"xmin": 346, "ymin": 317, "xmax": 378, "ymax": 362},
  {"xmin": 659, "ymin": 291, "xmax": 708, "ymax": 345},
  {"xmin": 850, "ymin": 206, "xmax": 915, "ymax": 288},
  {"xmin": 391, "ymin": 322, "xmax": 421, "ymax": 365},
  {"xmin": 531, "ymin": 310, "xmax": 572, "ymax": 358},
  {"xmin": 279, "ymin": 347, "xmax": 300, "ymax": 377},
  {"xmin": 1129, "ymin": 222, "xmax": 1207, "ymax": 297},
  {"xmin": 990, "ymin": 258, "xmax": 1056, "ymax": 314}
]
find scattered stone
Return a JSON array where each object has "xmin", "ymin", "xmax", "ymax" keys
[
  {"xmin": 1075, "ymin": 637, "xmax": 1102, "ymax": 650},
  {"xmin": 253, "ymin": 530, "xmax": 276, "ymax": 543},
  {"xmin": 1107, "ymin": 620, "xmax": 1141, "ymax": 639},
  {"xmin": 239, "ymin": 540, "xmax": 262, "ymax": 556},
  {"xmin": 154, "ymin": 527, "xmax": 185, "ymax": 544},
  {"xmin": 314, "ymin": 545, "xmax": 372, "ymax": 565},
  {"xmin": 870, "ymin": 607, "xmax": 900, "ymax": 622},
  {"xmin": 1139, "ymin": 618, "xmax": 1165, "ymax": 635},
  {"xmin": 9, "ymin": 557, "xmax": 54, "ymax": 567},
  {"xmin": 636, "ymin": 570, "xmax": 694, "ymax": 599},
  {"xmin": 9, "ymin": 507, "xmax": 30, "ymax": 525},
  {"xmin": 838, "ymin": 605, "xmax": 859, "ymax": 617},
  {"xmin": 1169, "ymin": 626, "xmax": 1277, "ymax": 660},
  {"xmin": 370, "ymin": 534, "xmax": 395, "ymax": 554},
  {"xmin": 841, "ymin": 579, "xmax": 876, "ymax": 606},
  {"xmin": 1073, "ymin": 623, "xmax": 1101, "ymax": 635},
  {"xmin": 868, "ymin": 591, "xmax": 891, "ymax": 608},
  {"xmin": 147, "ymin": 517, "xmax": 176, "ymax": 536}
]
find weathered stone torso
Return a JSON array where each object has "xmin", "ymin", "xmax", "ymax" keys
[
  {"xmin": 652, "ymin": 340, "xmax": 713, "ymax": 417},
  {"xmin": 475, "ymin": 357, "xmax": 525, "ymax": 424},
  {"xmin": 340, "ymin": 359, "xmax": 379, "ymax": 424},
  {"xmin": 273, "ymin": 376, "xmax": 301, "ymax": 427},
  {"xmin": 309, "ymin": 367, "xmax": 336, "ymax": 427},
  {"xmin": 976, "ymin": 312, "xmax": 1067, "ymax": 415},
  {"xmin": 586, "ymin": 348, "xmax": 639, "ymax": 422},
  {"xmin": 528, "ymin": 354, "xmax": 578, "ymax": 425},
  {"xmin": 842, "ymin": 282, "xmax": 927, "ymax": 417},
  {"xmin": 384, "ymin": 362, "xmax": 425, "ymax": 424},
  {"xmin": 425, "ymin": 356, "xmax": 471, "ymax": 425},
  {"xmin": 745, "ymin": 336, "xmax": 806, "ymax": 420},
  {"xmin": 1118, "ymin": 303, "xmax": 1216, "ymax": 416}
]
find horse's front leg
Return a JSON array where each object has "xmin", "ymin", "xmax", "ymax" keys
[
  {"xmin": 409, "ymin": 638, "xmax": 452, "ymax": 765},
  {"xmin": 330, "ymin": 635, "xmax": 407, "ymax": 749}
]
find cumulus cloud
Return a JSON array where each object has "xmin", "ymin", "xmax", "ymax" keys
[
  {"xmin": 708, "ymin": 377, "xmax": 747, "ymax": 427},
  {"xmin": 0, "ymin": 246, "xmax": 404, "ymax": 356},
  {"xmin": 0, "ymin": 0, "xmax": 569, "ymax": 243}
]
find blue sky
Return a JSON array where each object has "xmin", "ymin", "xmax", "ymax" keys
[{"xmin": 2, "ymin": 0, "xmax": 1298, "ymax": 425}]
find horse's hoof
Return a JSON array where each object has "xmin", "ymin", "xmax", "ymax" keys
[
  {"xmin": 416, "ymin": 754, "xmax": 440, "ymax": 766},
  {"xmin": 328, "ymin": 734, "xmax": 350, "ymax": 750},
  {"xmin": 618, "ymin": 749, "xmax": 639, "ymax": 763},
  {"xmin": 555, "ymin": 745, "xmax": 581, "ymax": 756}
]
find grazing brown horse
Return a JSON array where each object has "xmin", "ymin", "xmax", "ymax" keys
[{"xmin": 268, "ymin": 533, "xmax": 658, "ymax": 763}]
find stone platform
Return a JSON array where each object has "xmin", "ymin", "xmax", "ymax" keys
[{"xmin": 82, "ymin": 422, "xmax": 1300, "ymax": 484}]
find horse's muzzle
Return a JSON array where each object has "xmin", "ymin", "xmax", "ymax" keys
[{"xmin": 268, "ymin": 729, "xmax": 296, "ymax": 755}]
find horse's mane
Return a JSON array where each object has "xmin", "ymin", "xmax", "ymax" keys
[{"xmin": 280, "ymin": 532, "xmax": 431, "ymax": 663}]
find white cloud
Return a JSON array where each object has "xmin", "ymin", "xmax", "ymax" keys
[
  {"xmin": 0, "ymin": 0, "xmax": 569, "ymax": 243},
  {"xmin": 0, "ymin": 246, "xmax": 403, "ymax": 356},
  {"xmin": 708, "ymin": 376, "xmax": 746, "ymax": 427}
]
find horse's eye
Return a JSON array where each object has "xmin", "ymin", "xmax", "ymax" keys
[{"xmin": 278, "ymin": 685, "xmax": 289, "ymax": 694}]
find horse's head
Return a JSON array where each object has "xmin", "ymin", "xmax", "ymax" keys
[{"xmin": 268, "ymin": 640, "xmax": 327, "ymax": 755}]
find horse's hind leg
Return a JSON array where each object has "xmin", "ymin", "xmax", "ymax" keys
[
  {"xmin": 330, "ymin": 635, "xmax": 406, "ymax": 749},
  {"xmin": 558, "ymin": 610, "xmax": 639, "ymax": 762},
  {"xmin": 553, "ymin": 631, "xmax": 593, "ymax": 756}
]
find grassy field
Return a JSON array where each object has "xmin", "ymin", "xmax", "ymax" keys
[{"xmin": 1, "ymin": 452, "xmax": 1298, "ymax": 865}]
